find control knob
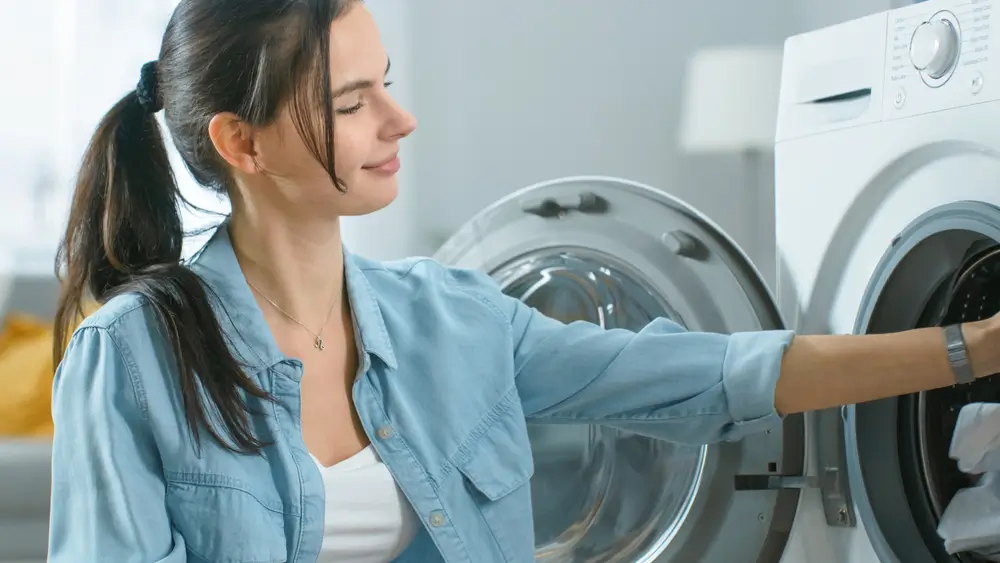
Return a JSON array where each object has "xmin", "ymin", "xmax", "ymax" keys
[{"xmin": 909, "ymin": 19, "xmax": 960, "ymax": 79}]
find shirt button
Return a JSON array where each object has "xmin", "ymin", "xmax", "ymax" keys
[
  {"xmin": 376, "ymin": 426, "xmax": 394, "ymax": 440},
  {"xmin": 429, "ymin": 511, "xmax": 447, "ymax": 527}
]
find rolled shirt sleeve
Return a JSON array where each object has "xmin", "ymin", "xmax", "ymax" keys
[{"xmin": 449, "ymin": 266, "xmax": 794, "ymax": 445}]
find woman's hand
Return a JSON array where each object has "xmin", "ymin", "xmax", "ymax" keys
[
  {"xmin": 773, "ymin": 319, "xmax": 1000, "ymax": 415},
  {"xmin": 963, "ymin": 316, "xmax": 1000, "ymax": 378}
]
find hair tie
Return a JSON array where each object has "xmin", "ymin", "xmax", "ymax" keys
[{"xmin": 135, "ymin": 61, "xmax": 163, "ymax": 114}]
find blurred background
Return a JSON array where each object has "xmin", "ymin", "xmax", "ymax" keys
[{"xmin": 0, "ymin": 0, "xmax": 920, "ymax": 561}]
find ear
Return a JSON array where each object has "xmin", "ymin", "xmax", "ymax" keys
[{"xmin": 208, "ymin": 113, "xmax": 258, "ymax": 174}]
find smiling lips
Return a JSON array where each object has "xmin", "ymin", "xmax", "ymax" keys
[{"xmin": 363, "ymin": 153, "xmax": 400, "ymax": 175}]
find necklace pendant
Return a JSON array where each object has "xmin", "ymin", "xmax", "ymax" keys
[{"xmin": 314, "ymin": 336, "xmax": 325, "ymax": 351}]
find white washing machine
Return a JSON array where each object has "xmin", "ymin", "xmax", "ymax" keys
[{"xmin": 777, "ymin": 1, "xmax": 1000, "ymax": 562}]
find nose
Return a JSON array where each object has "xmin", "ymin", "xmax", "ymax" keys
[
  {"xmin": 394, "ymin": 108, "xmax": 417, "ymax": 140},
  {"xmin": 381, "ymin": 94, "xmax": 417, "ymax": 140},
  {"xmin": 387, "ymin": 106, "xmax": 416, "ymax": 141}
]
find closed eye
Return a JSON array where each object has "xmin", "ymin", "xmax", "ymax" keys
[{"xmin": 334, "ymin": 59, "xmax": 393, "ymax": 115}]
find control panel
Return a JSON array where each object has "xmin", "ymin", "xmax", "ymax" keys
[{"xmin": 885, "ymin": 0, "xmax": 996, "ymax": 118}]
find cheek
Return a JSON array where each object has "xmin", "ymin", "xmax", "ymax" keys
[
  {"xmin": 332, "ymin": 129, "xmax": 369, "ymax": 178},
  {"xmin": 255, "ymin": 121, "xmax": 320, "ymax": 179}
]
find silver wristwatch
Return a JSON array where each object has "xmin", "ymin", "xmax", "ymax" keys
[{"xmin": 944, "ymin": 324, "xmax": 976, "ymax": 385}]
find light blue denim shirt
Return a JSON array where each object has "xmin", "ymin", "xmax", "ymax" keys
[{"xmin": 47, "ymin": 224, "xmax": 794, "ymax": 563}]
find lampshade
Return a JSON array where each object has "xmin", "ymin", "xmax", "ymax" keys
[{"xmin": 678, "ymin": 46, "xmax": 784, "ymax": 153}]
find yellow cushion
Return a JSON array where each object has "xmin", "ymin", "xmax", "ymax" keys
[{"xmin": 0, "ymin": 301, "xmax": 99, "ymax": 437}]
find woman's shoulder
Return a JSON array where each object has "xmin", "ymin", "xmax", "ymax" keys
[
  {"xmin": 352, "ymin": 254, "xmax": 514, "ymax": 322},
  {"xmin": 73, "ymin": 292, "xmax": 165, "ymax": 345},
  {"xmin": 352, "ymin": 253, "xmax": 483, "ymax": 282},
  {"xmin": 63, "ymin": 292, "xmax": 177, "ymax": 390}
]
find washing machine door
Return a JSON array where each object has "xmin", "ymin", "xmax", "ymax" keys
[{"xmin": 434, "ymin": 176, "xmax": 804, "ymax": 563}]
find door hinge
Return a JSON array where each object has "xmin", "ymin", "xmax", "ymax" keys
[{"xmin": 734, "ymin": 407, "xmax": 857, "ymax": 527}]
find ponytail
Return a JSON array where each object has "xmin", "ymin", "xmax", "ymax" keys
[{"xmin": 54, "ymin": 81, "xmax": 271, "ymax": 454}]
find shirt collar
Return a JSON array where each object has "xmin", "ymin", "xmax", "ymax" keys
[
  {"xmin": 342, "ymin": 246, "xmax": 398, "ymax": 370},
  {"xmin": 188, "ymin": 222, "xmax": 397, "ymax": 371}
]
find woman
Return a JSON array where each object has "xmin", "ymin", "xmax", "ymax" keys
[{"xmin": 47, "ymin": 1, "xmax": 998, "ymax": 562}]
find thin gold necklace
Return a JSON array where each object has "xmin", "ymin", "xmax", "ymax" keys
[{"xmin": 246, "ymin": 279, "xmax": 338, "ymax": 351}]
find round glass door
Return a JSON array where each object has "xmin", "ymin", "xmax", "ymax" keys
[{"xmin": 495, "ymin": 250, "xmax": 706, "ymax": 562}]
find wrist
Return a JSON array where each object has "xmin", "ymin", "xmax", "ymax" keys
[{"xmin": 961, "ymin": 319, "xmax": 999, "ymax": 379}]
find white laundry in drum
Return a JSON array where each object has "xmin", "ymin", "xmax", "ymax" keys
[{"xmin": 937, "ymin": 403, "xmax": 1000, "ymax": 560}]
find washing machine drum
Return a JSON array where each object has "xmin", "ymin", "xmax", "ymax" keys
[{"xmin": 905, "ymin": 244, "xmax": 1000, "ymax": 561}]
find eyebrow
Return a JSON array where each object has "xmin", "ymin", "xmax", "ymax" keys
[{"xmin": 331, "ymin": 58, "xmax": 391, "ymax": 98}]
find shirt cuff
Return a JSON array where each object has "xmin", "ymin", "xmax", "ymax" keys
[{"xmin": 722, "ymin": 330, "xmax": 795, "ymax": 429}]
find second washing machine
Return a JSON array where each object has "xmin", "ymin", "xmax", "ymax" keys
[{"xmin": 777, "ymin": 1, "xmax": 1000, "ymax": 562}]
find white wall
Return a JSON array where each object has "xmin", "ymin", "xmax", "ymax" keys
[{"xmin": 402, "ymin": 0, "xmax": 802, "ymax": 288}]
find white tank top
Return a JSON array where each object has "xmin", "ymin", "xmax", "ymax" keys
[{"xmin": 312, "ymin": 446, "xmax": 420, "ymax": 562}]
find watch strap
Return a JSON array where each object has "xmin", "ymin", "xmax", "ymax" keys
[{"xmin": 944, "ymin": 324, "xmax": 976, "ymax": 385}]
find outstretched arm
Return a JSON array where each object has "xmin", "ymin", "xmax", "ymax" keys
[{"xmin": 446, "ymin": 266, "xmax": 998, "ymax": 444}]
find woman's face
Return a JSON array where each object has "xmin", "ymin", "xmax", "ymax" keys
[{"xmin": 238, "ymin": 2, "xmax": 417, "ymax": 219}]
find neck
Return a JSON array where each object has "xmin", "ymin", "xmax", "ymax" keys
[{"xmin": 228, "ymin": 205, "xmax": 346, "ymax": 330}]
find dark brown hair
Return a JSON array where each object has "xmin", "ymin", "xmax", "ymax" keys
[{"xmin": 54, "ymin": 0, "xmax": 355, "ymax": 453}]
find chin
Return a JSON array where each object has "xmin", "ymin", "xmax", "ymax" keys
[{"xmin": 337, "ymin": 180, "xmax": 399, "ymax": 216}]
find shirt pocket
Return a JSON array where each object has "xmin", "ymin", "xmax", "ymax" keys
[
  {"xmin": 165, "ymin": 474, "xmax": 287, "ymax": 563},
  {"xmin": 452, "ymin": 387, "xmax": 536, "ymax": 561}
]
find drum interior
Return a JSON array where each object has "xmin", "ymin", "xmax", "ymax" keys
[{"xmin": 901, "ymin": 244, "xmax": 1000, "ymax": 563}]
